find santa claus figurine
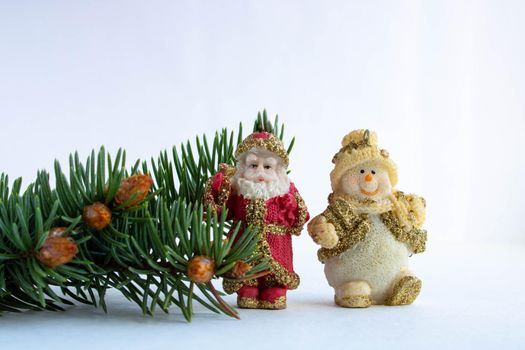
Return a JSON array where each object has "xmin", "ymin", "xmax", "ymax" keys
[{"xmin": 204, "ymin": 131, "xmax": 309, "ymax": 310}]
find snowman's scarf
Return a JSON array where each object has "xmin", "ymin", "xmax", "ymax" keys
[
  {"xmin": 329, "ymin": 192, "xmax": 412, "ymax": 229},
  {"xmin": 328, "ymin": 193, "xmax": 393, "ymax": 215}
]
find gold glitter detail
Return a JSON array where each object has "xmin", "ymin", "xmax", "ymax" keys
[
  {"xmin": 385, "ymin": 276, "xmax": 422, "ymax": 306},
  {"xmin": 332, "ymin": 139, "xmax": 371, "ymax": 164},
  {"xmin": 288, "ymin": 192, "xmax": 308, "ymax": 236},
  {"xmin": 317, "ymin": 196, "xmax": 370, "ymax": 263},
  {"xmin": 203, "ymin": 164, "xmax": 235, "ymax": 211},
  {"xmin": 381, "ymin": 211, "xmax": 427, "ymax": 254},
  {"xmin": 223, "ymin": 278, "xmax": 257, "ymax": 295},
  {"xmin": 334, "ymin": 295, "xmax": 372, "ymax": 308},
  {"xmin": 235, "ymin": 133, "xmax": 289, "ymax": 166},
  {"xmin": 265, "ymin": 224, "xmax": 289, "ymax": 235},
  {"xmin": 237, "ymin": 297, "xmax": 260, "ymax": 309},
  {"xmin": 262, "ymin": 265, "xmax": 299, "ymax": 289},
  {"xmin": 237, "ymin": 296, "xmax": 287, "ymax": 309},
  {"xmin": 221, "ymin": 163, "xmax": 237, "ymax": 177},
  {"xmin": 258, "ymin": 296, "xmax": 287, "ymax": 310},
  {"xmin": 248, "ymin": 197, "xmax": 267, "ymax": 224},
  {"xmin": 328, "ymin": 192, "xmax": 393, "ymax": 213}
]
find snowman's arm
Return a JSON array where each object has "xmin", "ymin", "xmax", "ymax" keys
[
  {"xmin": 307, "ymin": 213, "xmax": 338, "ymax": 248},
  {"xmin": 406, "ymin": 229, "xmax": 427, "ymax": 255},
  {"xmin": 393, "ymin": 191, "xmax": 427, "ymax": 230},
  {"xmin": 384, "ymin": 194, "xmax": 428, "ymax": 254},
  {"xmin": 405, "ymin": 194, "xmax": 426, "ymax": 229}
]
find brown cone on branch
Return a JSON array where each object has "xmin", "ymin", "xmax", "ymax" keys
[
  {"xmin": 83, "ymin": 202, "xmax": 112, "ymax": 230},
  {"xmin": 187, "ymin": 256, "xmax": 215, "ymax": 283},
  {"xmin": 230, "ymin": 261, "xmax": 252, "ymax": 278},
  {"xmin": 114, "ymin": 174, "xmax": 153, "ymax": 209},
  {"xmin": 36, "ymin": 237, "xmax": 78, "ymax": 268}
]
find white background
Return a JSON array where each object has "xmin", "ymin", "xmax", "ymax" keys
[{"xmin": 1, "ymin": 1, "xmax": 524, "ymax": 349}]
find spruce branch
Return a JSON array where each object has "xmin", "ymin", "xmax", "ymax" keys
[{"xmin": 0, "ymin": 111, "xmax": 292, "ymax": 321}]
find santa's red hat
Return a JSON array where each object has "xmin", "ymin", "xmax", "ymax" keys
[{"xmin": 235, "ymin": 131, "xmax": 289, "ymax": 167}]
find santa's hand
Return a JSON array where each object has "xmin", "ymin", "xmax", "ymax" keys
[
  {"xmin": 211, "ymin": 164, "xmax": 235, "ymax": 194},
  {"xmin": 307, "ymin": 215, "xmax": 338, "ymax": 248}
]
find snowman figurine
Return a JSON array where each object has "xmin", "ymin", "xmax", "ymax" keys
[{"xmin": 307, "ymin": 129, "xmax": 427, "ymax": 308}]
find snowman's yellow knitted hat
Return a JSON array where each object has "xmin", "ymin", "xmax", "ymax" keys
[{"xmin": 330, "ymin": 129, "xmax": 398, "ymax": 190}]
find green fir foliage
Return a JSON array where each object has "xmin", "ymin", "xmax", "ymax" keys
[{"xmin": 0, "ymin": 111, "xmax": 292, "ymax": 321}]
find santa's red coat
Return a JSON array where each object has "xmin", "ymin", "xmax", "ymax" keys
[{"xmin": 205, "ymin": 169, "xmax": 309, "ymax": 292}]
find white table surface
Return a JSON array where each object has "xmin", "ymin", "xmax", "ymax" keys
[{"xmin": 1, "ymin": 243, "xmax": 524, "ymax": 350}]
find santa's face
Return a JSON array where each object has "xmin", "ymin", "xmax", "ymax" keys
[
  {"xmin": 340, "ymin": 160, "xmax": 392, "ymax": 201},
  {"xmin": 232, "ymin": 149, "xmax": 290, "ymax": 200},
  {"xmin": 242, "ymin": 153, "xmax": 280, "ymax": 183}
]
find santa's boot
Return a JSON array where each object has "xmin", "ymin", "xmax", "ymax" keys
[
  {"xmin": 237, "ymin": 285, "xmax": 259, "ymax": 309},
  {"xmin": 385, "ymin": 268, "xmax": 422, "ymax": 306},
  {"xmin": 259, "ymin": 287, "xmax": 287, "ymax": 310},
  {"xmin": 334, "ymin": 280, "xmax": 372, "ymax": 308}
]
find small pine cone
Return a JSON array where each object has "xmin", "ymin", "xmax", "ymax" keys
[
  {"xmin": 83, "ymin": 202, "xmax": 112, "ymax": 230},
  {"xmin": 114, "ymin": 174, "xmax": 153, "ymax": 209},
  {"xmin": 187, "ymin": 256, "xmax": 215, "ymax": 283},
  {"xmin": 48, "ymin": 227, "xmax": 68, "ymax": 238},
  {"xmin": 36, "ymin": 237, "xmax": 78, "ymax": 268},
  {"xmin": 230, "ymin": 261, "xmax": 252, "ymax": 278}
]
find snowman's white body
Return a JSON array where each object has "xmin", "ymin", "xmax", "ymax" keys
[{"xmin": 324, "ymin": 213, "xmax": 410, "ymax": 303}]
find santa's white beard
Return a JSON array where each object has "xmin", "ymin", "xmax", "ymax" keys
[{"xmin": 233, "ymin": 176, "xmax": 290, "ymax": 200}]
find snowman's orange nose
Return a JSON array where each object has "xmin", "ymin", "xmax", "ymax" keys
[{"xmin": 364, "ymin": 174, "xmax": 373, "ymax": 182}]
